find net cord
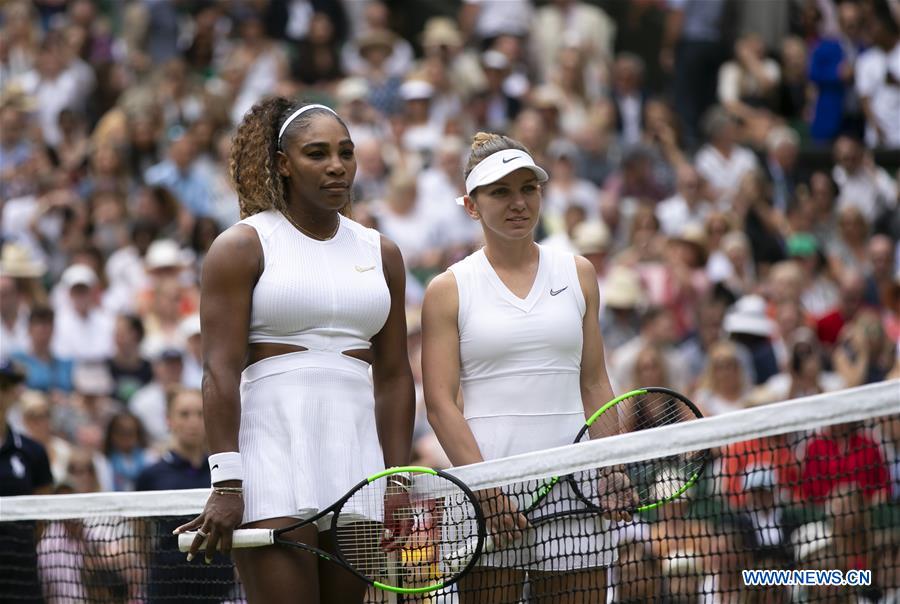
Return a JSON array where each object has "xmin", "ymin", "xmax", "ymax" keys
[{"xmin": 2, "ymin": 380, "xmax": 896, "ymax": 521}]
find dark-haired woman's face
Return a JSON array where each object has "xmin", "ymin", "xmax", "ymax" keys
[
  {"xmin": 278, "ymin": 115, "xmax": 356, "ymax": 212},
  {"xmin": 467, "ymin": 168, "xmax": 542, "ymax": 241}
]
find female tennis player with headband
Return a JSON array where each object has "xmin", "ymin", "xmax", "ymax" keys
[
  {"xmin": 175, "ymin": 100, "xmax": 415, "ymax": 603},
  {"xmin": 422, "ymin": 132, "xmax": 632, "ymax": 603}
]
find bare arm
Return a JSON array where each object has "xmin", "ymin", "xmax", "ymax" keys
[
  {"xmin": 177, "ymin": 223, "xmax": 260, "ymax": 560},
  {"xmin": 371, "ymin": 237, "xmax": 416, "ymax": 469},
  {"xmin": 422, "ymin": 271, "xmax": 486, "ymax": 467},
  {"xmin": 575, "ymin": 256, "xmax": 618, "ymax": 439},
  {"xmin": 200, "ymin": 225, "xmax": 260, "ymax": 458}
]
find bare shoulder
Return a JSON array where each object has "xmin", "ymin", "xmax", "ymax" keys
[
  {"xmin": 379, "ymin": 234, "xmax": 404, "ymax": 266},
  {"xmin": 573, "ymin": 255, "xmax": 599, "ymax": 289},
  {"xmin": 202, "ymin": 223, "xmax": 262, "ymax": 280},
  {"xmin": 422, "ymin": 270, "xmax": 459, "ymax": 319}
]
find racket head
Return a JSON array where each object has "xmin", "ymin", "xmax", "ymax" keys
[
  {"xmin": 331, "ymin": 466, "xmax": 485, "ymax": 594},
  {"xmin": 572, "ymin": 387, "xmax": 708, "ymax": 514}
]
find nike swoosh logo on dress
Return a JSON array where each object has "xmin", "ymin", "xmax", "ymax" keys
[
  {"xmin": 355, "ymin": 265, "xmax": 376, "ymax": 272},
  {"xmin": 550, "ymin": 286, "xmax": 568, "ymax": 296}
]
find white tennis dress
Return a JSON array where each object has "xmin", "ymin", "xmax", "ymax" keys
[
  {"xmin": 449, "ymin": 244, "xmax": 616, "ymax": 570},
  {"xmin": 237, "ymin": 210, "xmax": 390, "ymax": 526}
]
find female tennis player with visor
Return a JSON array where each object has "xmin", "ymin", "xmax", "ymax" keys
[
  {"xmin": 175, "ymin": 100, "xmax": 415, "ymax": 603},
  {"xmin": 423, "ymin": 132, "xmax": 633, "ymax": 603}
]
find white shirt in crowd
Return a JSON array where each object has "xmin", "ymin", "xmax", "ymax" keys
[
  {"xmin": 0, "ymin": 309, "xmax": 29, "ymax": 361},
  {"xmin": 855, "ymin": 41, "xmax": 900, "ymax": 149},
  {"xmin": 416, "ymin": 169, "xmax": 481, "ymax": 249},
  {"xmin": 130, "ymin": 382, "xmax": 168, "ymax": 445},
  {"xmin": 656, "ymin": 194, "xmax": 714, "ymax": 236},
  {"xmin": 51, "ymin": 307, "xmax": 115, "ymax": 362},
  {"xmin": 832, "ymin": 164, "xmax": 899, "ymax": 225},
  {"xmin": 694, "ymin": 144, "xmax": 759, "ymax": 204},
  {"xmin": 371, "ymin": 202, "xmax": 440, "ymax": 267}
]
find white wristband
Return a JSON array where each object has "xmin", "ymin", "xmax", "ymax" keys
[{"xmin": 209, "ymin": 451, "xmax": 243, "ymax": 484}]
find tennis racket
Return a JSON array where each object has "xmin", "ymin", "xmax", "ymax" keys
[
  {"xmin": 450, "ymin": 387, "xmax": 707, "ymax": 568},
  {"xmin": 178, "ymin": 466, "xmax": 486, "ymax": 595}
]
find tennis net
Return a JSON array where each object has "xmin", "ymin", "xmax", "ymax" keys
[{"xmin": 1, "ymin": 380, "xmax": 897, "ymax": 603}]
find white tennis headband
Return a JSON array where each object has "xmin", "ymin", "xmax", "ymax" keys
[
  {"xmin": 456, "ymin": 149, "xmax": 549, "ymax": 205},
  {"xmin": 278, "ymin": 104, "xmax": 338, "ymax": 148}
]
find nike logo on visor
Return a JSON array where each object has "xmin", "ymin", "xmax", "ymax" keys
[
  {"xmin": 502, "ymin": 156, "xmax": 521, "ymax": 163},
  {"xmin": 550, "ymin": 287, "xmax": 568, "ymax": 296}
]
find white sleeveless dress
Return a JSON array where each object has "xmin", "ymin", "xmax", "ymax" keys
[
  {"xmin": 449, "ymin": 244, "xmax": 617, "ymax": 570},
  {"xmin": 236, "ymin": 210, "xmax": 391, "ymax": 526}
]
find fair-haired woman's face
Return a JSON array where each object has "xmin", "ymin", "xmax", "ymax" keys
[
  {"xmin": 278, "ymin": 114, "xmax": 357, "ymax": 212},
  {"xmin": 466, "ymin": 168, "xmax": 542, "ymax": 241},
  {"xmin": 710, "ymin": 352, "xmax": 740, "ymax": 385}
]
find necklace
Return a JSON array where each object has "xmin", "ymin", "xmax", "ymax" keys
[{"xmin": 281, "ymin": 210, "xmax": 340, "ymax": 241}]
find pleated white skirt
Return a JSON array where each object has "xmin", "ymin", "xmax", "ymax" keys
[{"xmin": 239, "ymin": 351, "xmax": 384, "ymax": 528}]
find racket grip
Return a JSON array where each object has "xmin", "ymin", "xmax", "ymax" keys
[{"xmin": 177, "ymin": 529, "xmax": 274, "ymax": 552}]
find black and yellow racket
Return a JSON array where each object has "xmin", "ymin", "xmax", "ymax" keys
[
  {"xmin": 178, "ymin": 466, "xmax": 485, "ymax": 596},
  {"xmin": 449, "ymin": 387, "xmax": 707, "ymax": 567}
]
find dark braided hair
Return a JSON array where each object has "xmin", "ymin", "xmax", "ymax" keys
[{"xmin": 229, "ymin": 98, "xmax": 351, "ymax": 219}]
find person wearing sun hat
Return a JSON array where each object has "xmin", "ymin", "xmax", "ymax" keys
[
  {"xmin": 51, "ymin": 264, "xmax": 115, "ymax": 363},
  {"xmin": 424, "ymin": 131, "xmax": 629, "ymax": 599},
  {"xmin": 0, "ymin": 244, "xmax": 47, "ymax": 361},
  {"xmin": 724, "ymin": 294, "xmax": 779, "ymax": 385}
]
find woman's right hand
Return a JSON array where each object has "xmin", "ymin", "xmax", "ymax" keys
[
  {"xmin": 478, "ymin": 488, "xmax": 529, "ymax": 549},
  {"xmin": 174, "ymin": 483, "xmax": 244, "ymax": 563}
]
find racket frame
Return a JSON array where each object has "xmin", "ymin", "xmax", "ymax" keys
[
  {"xmin": 522, "ymin": 387, "xmax": 708, "ymax": 523},
  {"xmin": 179, "ymin": 465, "xmax": 486, "ymax": 595}
]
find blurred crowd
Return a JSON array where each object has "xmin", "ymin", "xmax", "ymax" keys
[{"xmin": 0, "ymin": 0, "xmax": 899, "ymax": 510}]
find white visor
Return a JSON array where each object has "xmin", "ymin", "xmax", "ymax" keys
[{"xmin": 456, "ymin": 149, "xmax": 549, "ymax": 205}]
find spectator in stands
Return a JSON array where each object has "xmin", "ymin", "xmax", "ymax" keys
[
  {"xmin": 816, "ymin": 271, "xmax": 868, "ymax": 347},
  {"xmin": 135, "ymin": 387, "xmax": 233, "ymax": 601},
  {"xmin": 19, "ymin": 390, "xmax": 70, "ymax": 484},
  {"xmin": 762, "ymin": 126, "xmax": 802, "ymax": 214},
  {"xmin": 0, "ymin": 243, "xmax": 47, "ymax": 360},
  {"xmin": 598, "ymin": 265, "xmax": 642, "ymax": 352},
  {"xmin": 694, "ymin": 340, "xmax": 751, "ymax": 415},
  {"xmin": 808, "ymin": 1, "xmax": 865, "ymax": 144},
  {"xmin": 694, "ymin": 106, "xmax": 758, "ymax": 205},
  {"xmin": 856, "ymin": 7, "xmax": 900, "ymax": 149},
  {"xmin": 106, "ymin": 314, "xmax": 152, "ymax": 404},
  {"xmin": 610, "ymin": 306, "xmax": 689, "ymax": 394},
  {"xmin": 655, "ymin": 164, "xmax": 712, "ymax": 236},
  {"xmin": 130, "ymin": 348, "xmax": 183, "ymax": 446},
  {"xmin": 832, "ymin": 311, "xmax": 895, "ymax": 387},
  {"xmin": 831, "ymin": 135, "xmax": 898, "ymax": 226},
  {"xmin": 723, "ymin": 294, "xmax": 779, "ymax": 385},
  {"xmin": 785, "ymin": 234, "xmax": 839, "ymax": 318},
  {"xmin": 100, "ymin": 411, "xmax": 153, "ymax": 492},
  {"xmin": 753, "ymin": 329, "xmax": 845, "ymax": 402},
  {"xmin": 800, "ymin": 420, "xmax": 890, "ymax": 504},
  {"xmin": 11, "ymin": 305, "xmax": 72, "ymax": 394},
  {"xmin": 541, "ymin": 139, "xmax": 600, "ymax": 232},
  {"xmin": 0, "ymin": 359, "xmax": 52, "ymax": 601},
  {"xmin": 865, "ymin": 234, "xmax": 896, "ymax": 308},
  {"xmin": 717, "ymin": 32, "xmax": 781, "ymax": 124},
  {"xmin": 717, "ymin": 231, "xmax": 758, "ymax": 300},
  {"xmin": 51, "ymin": 264, "xmax": 115, "ymax": 363},
  {"xmin": 144, "ymin": 132, "xmax": 213, "ymax": 219},
  {"xmin": 179, "ymin": 314, "xmax": 202, "ymax": 390}
]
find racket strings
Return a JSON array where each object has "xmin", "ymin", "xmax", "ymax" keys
[
  {"xmin": 335, "ymin": 475, "xmax": 480, "ymax": 587},
  {"xmin": 570, "ymin": 391, "xmax": 706, "ymax": 512}
]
